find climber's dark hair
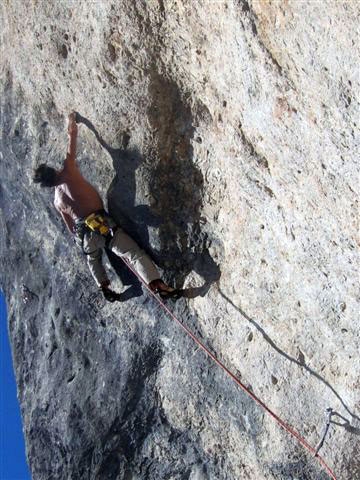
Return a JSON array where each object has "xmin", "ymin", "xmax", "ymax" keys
[{"xmin": 33, "ymin": 164, "xmax": 58, "ymax": 187}]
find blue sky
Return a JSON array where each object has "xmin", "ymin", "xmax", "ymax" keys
[{"xmin": 0, "ymin": 291, "xmax": 31, "ymax": 480}]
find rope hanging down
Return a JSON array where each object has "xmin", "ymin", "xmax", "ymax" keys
[{"xmin": 120, "ymin": 259, "xmax": 337, "ymax": 480}]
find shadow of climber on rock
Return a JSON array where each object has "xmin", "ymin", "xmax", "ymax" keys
[
  {"xmin": 78, "ymin": 89, "xmax": 220, "ymax": 300},
  {"xmin": 146, "ymin": 71, "xmax": 221, "ymax": 294}
]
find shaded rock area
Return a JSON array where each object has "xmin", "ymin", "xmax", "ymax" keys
[{"xmin": 1, "ymin": 1, "xmax": 359, "ymax": 479}]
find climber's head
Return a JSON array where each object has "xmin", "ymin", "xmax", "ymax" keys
[{"xmin": 33, "ymin": 164, "xmax": 59, "ymax": 188}]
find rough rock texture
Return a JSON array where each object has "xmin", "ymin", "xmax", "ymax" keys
[{"xmin": 1, "ymin": 1, "xmax": 359, "ymax": 479}]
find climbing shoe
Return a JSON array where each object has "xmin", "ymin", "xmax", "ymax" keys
[
  {"xmin": 148, "ymin": 279, "xmax": 183, "ymax": 301},
  {"xmin": 158, "ymin": 288, "xmax": 184, "ymax": 301}
]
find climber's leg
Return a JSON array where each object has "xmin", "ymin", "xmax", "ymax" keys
[
  {"xmin": 108, "ymin": 227, "xmax": 160, "ymax": 284},
  {"xmin": 81, "ymin": 231, "xmax": 109, "ymax": 287}
]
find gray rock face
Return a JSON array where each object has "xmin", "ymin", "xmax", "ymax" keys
[{"xmin": 1, "ymin": 1, "xmax": 359, "ymax": 479}]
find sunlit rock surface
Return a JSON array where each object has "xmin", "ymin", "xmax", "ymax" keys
[{"xmin": 1, "ymin": 1, "xmax": 359, "ymax": 479}]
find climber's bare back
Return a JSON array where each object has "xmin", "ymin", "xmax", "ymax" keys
[{"xmin": 54, "ymin": 164, "xmax": 103, "ymax": 221}]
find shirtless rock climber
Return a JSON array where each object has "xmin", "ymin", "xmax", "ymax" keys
[{"xmin": 33, "ymin": 112, "xmax": 181, "ymax": 302}]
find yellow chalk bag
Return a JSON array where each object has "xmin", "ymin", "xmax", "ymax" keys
[{"xmin": 85, "ymin": 212, "xmax": 110, "ymax": 236}]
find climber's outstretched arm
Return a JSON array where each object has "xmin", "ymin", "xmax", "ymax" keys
[{"xmin": 64, "ymin": 112, "xmax": 78, "ymax": 170}]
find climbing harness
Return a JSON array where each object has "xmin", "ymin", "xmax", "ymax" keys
[
  {"xmin": 75, "ymin": 210, "xmax": 116, "ymax": 255},
  {"xmin": 85, "ymin": 212, "xmax": 111, "ymax": 236},
  {"xmin": 119, "ymin": 257, "xmax": 338, "ymax": 480}
]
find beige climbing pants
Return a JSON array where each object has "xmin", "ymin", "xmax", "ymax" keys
[{"xmin": 76, "ymin": 214, "xmax": 160, "ymax": 287}]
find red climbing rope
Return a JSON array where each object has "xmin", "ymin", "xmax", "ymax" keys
[{"xmin": 121, "ymin": 260, "xmax": 337, "ymax": 480}]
